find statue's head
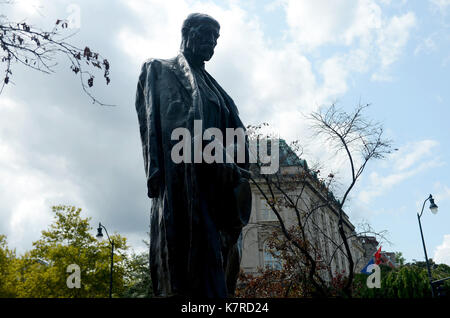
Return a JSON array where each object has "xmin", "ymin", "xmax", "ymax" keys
[{"xmin": 181, "ymin": 13, "xmax": 220, "ymax": 63}]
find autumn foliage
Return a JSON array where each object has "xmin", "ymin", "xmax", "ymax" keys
[{"xmin": 236, "ymin": 226, "xmax": 350, "ymax": 298}]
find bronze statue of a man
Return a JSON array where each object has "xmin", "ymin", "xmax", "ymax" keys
[{"xmin": 135, "ymin": 13, "xmax": 251, "ymax": 297}]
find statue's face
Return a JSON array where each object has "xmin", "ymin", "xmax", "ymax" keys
[{"xmin": 186, "ymin": 21, "xmax": 220, "ymax": 62}]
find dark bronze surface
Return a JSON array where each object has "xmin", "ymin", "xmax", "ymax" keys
[{"xmin": 135, "ymin": 13, "xmax": 251, "ymax": 298}]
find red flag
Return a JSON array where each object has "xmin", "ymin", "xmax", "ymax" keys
[{"xmin": 374, "ymin": 246, "xmax": 382, "ymax": 265}]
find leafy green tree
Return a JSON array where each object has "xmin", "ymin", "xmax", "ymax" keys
[
  {"xmin": 15, "ymin": 205, "xmax": 129, "ymax": 298},
  {"xmin": 383, "ymin": 266, "xmax": 430, "ymax": 298},
  {"xmin": 394, "ymin": 252, "xmax": 405, "ymax": 266},
  {"xmin": 353, "ymin": 260, "xmax": 450, "ymax": 298},
  {"xmin": 0, "ymin": 235, "xmax": 18, "ymax": 297},
  {"xmin": 121, "ymin": 251, "xmax": 153, "ymax": 298}
]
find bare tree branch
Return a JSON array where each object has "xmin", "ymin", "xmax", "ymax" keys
[
  {"xmin": 239, "ymin": 103, "xmax": 393, "ymax": 298},
  {"xmin": 0, "ymin": 14, "xmax": 112, "ymax": 106}
]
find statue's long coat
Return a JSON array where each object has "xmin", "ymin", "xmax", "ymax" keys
[{"xmin": 135, "ymin": 53, "xmax": 251, "ymax": 297}]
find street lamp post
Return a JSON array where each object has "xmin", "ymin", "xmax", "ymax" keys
[
  {"xmin": 96, "ymin": 222, "xmax": 114, "ymax": 298},
  {"xmin": 417, "ymin": 194, "xmax": 438, "ymax": 298}
]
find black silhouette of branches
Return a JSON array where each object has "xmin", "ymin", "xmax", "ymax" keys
[
  {"xmin": 0, "ymin": 13, "xmax": 111, "ymax": 105},
  {"xmin": 242, "ymin": 103, "xmax": 392, "ymax": 298},
  {"xmin": 309, "ymin": 103, "xmax": 393, "ymax": 296}
]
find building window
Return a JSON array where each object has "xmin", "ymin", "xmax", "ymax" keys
[
  {"xmin": 320, "ymin": 213, "xmax": 330, "ymax": 260},
  {"xmin": 329, "ymin": 219, "xmax": 336, "ymax": 242},
  {"xmin": 342, "ymin": 249, "xmax": 348, "ymax": 270},
  {"xmin": 260, "ymin": 199, "xmax": 278, "ymax": 221},
  {"xmin": 335, "ymin": 254, "xmax": 340, "ymax": 272},
  {"xmin": 263, "ymin": 241, "xmax": 282, "ymax": 270}
]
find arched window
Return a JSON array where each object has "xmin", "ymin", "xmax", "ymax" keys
[{"xmin": 263, "ymin": 241, "xmax": 282, "ymax": 270}]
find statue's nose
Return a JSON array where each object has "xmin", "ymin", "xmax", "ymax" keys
[{"xmin": 205, "ymin": 33, "xmax": 216, "ymax": 46}]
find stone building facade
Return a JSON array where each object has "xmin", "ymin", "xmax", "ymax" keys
[{"xmin": 240, "ymin": 140, "xmax": 367, "ymax": 280}]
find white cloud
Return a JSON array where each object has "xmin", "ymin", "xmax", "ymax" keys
[
  {"xmin": 10, "ymin": 0, "xmax": 43, "ymax": 17},
  {"xmin": 373, "ymin": 12, "xmax": 416, "ymax": 81},
  {"xmin": 378, "ymin": 13, "xmax": 416, "ymax": 67},
  {"xmin": 430, "ymin": 0, "xmax": 450, "ymax": 14},
  {"xmin": 391, "ymin": 140, "xmax": 439, "ymax": 171},
  {"xmin": 378, "ymin": 0, "xmax": 408, "ymax": 6},
  {"xmin": 358, "ymin": 160, "xmax": 441, "ymax": 204},
  {"xmin": 264, "ymin": 0, "xmax": 284, "ymax": 12},
  {"xmin": 117, "ymin": 0, "xmax": 190, "ymax": 63},
  {"xmin": 433, "ymin": 182, "xmax": 450, "ymax": 202},
  {"xmin": 434, "ymin": 234, "xmax": 450, "ymax": 265},
  {"xmin": 0, "ymin": 98, "xmax": 86, "ymax": 254},
  {"xmin": 282, "ymin": 0, "xmax": 382, "ymax": 49},
  {"xmin": 358, "ymin": 139, "xmax": 443, "ymax": 204},
  {"xmin": 414, "ymin": 36, "xmax": 438, "ymax": 56},
  {"xmin": 281, "ymin": 0, "xmax": 416, "ymax": 82}
]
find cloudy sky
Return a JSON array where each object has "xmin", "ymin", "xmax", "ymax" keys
[{"xmin": 1, "ymin": 0, "xmax": 450, "ymax": 265}]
